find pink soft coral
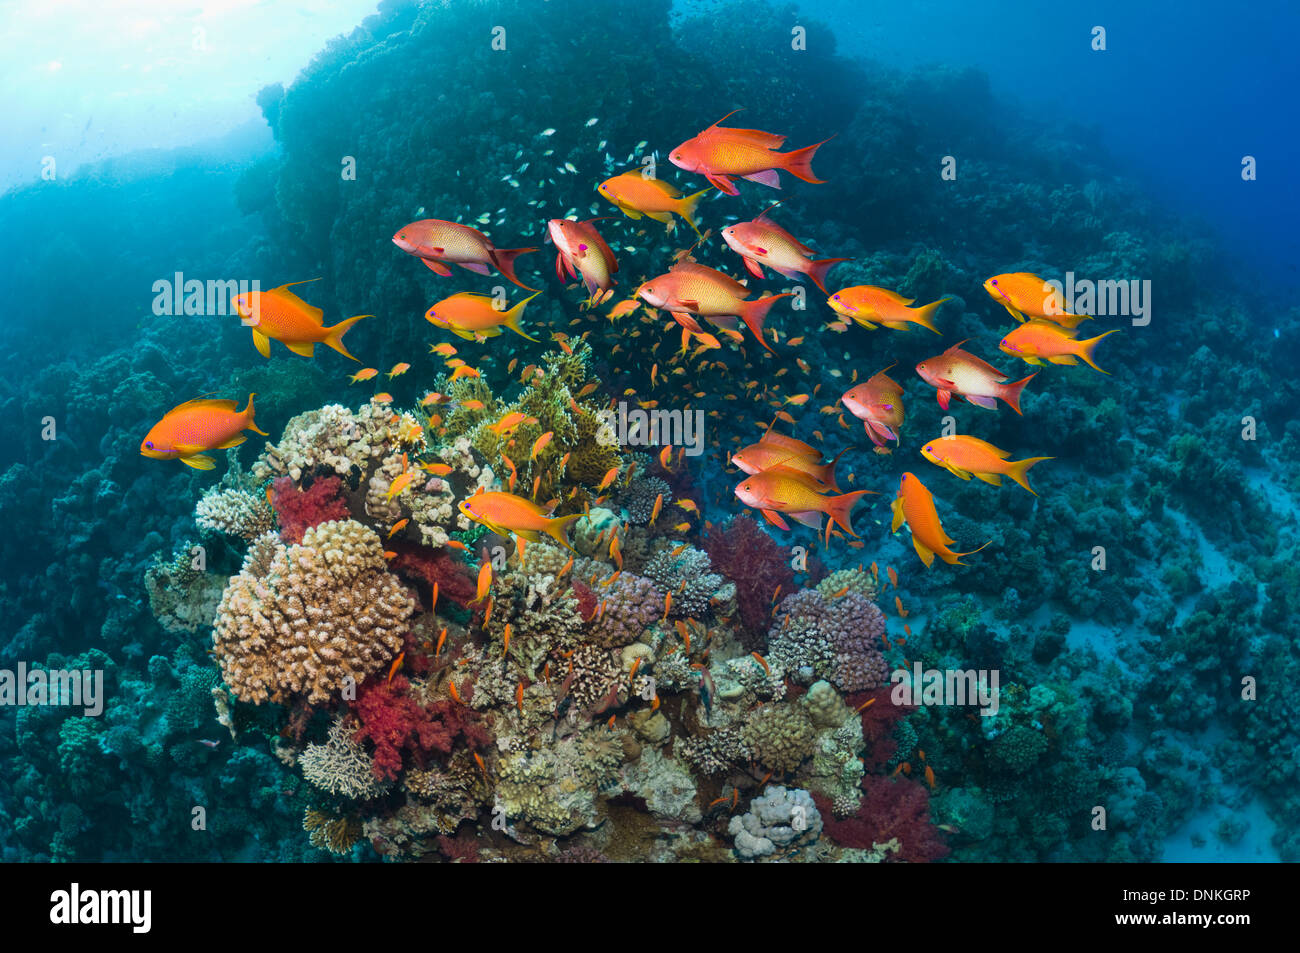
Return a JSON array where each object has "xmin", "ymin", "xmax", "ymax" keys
[
  {"xmin": 270, "ymin": 475, "xmax": 350, "ymax": 544},
  {"xmin": 353, "ymin": 675, "xmax": 491, "ymax": 780},
  {"xmin": 813, "ymin": 776, "xmax": 950, "ymax": 862},
  {"xmin": 388, "ymin": 544, "xmax": 479, "ymax": 609}
]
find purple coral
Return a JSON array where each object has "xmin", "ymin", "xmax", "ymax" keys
[
  {"xmin": 769, "ymin": 589, "xmax": 888, "ymax": 692},
  {"xmin": 589, "ymin": 571, "xmax": 665, "ymax": 647}
]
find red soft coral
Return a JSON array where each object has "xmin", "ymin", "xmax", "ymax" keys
[
  {"xmin": 846, "ymin": 686, "xmax": 914, "ymax": 772},
  {"xmin": 571, "ymin": 579, "xmax": 597, "ymax": 620},
  {"xmin": 270, "ymin": 475, "xmax": 350, "ymax": 543},
  {"xmin": 352, "ymin": 675, "xmax": 490, "ymax": 780},
  {"xmin": 814, "ymin": 776, "xmax": 950, "ymax": 862},
  {"xmin": 388, "ymin": 544, "xmax": 479, "ymax": 609},
  {"xmin": 703, "ymin": 514, "xmax": 796, "ymax": 649}
]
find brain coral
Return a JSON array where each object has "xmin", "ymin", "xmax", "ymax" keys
[{"xmin": 213, "ymin": 519, "xmax": 415, "ymax": 705}]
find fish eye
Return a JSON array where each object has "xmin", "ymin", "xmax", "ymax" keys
[
  {"xmin": 991, "ymin": 279, "xmax": 998, "ymax": 285},
  {"xmin": 145, "ymin": 441, "xmax": 154, "ymax": 450}
]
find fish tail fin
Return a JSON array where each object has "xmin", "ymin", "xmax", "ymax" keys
[
  {"xmin": 1076, "ymin": 329, "xmax": 1119, "ymax": 374},
  {"xmin": 805, "ymin": 258, "xmax": 851, "ymax": 295},
  {"xmin": 243, "ymin": 393, "xmax": 269, "ymax": 436},
  {"xmin": 740, "ymin": 293, "xmax": 792, "ymax": 354},
  {"xmin": 952, "ymin": 538, "xmax": 994, "ymax": 564},
  {"xmin": 678, "ymin": 189, "xmax": 710, "ymax": 237},
  {"xmin": 489, "ymin": 247, "xmax": 540, "ymax": 291},
  {"xmin": 824, "ymin": 489, "xmax": 873, "ymax": 538},
  {"xmin": 505, "ymin": 291, "xmax": 542, "ymax": 341},
  {"xmin": 1000, "ymin": 372, "xmax": 1038, "ymax": 416},
  {"xmin": 322, "ymin": 314, "xmax": 371, "ymax": 361},
  {"xmin": 545, "ymin": 513, "xmax": 581, "ymax": 552},
  {"xmin": 1005, "ymin": 456, "xmax": 1052, "ymax": 495},
  {"xmin": 817, "ymin": 447, "xmax": 848, "ymax": 493},
  {"xmin": 911, "ymin": 296, "xmax": 951, "ymax": 334},
  {"xmin": 781, "ymin": 137, "xmax": 832, "ymax": 184}
]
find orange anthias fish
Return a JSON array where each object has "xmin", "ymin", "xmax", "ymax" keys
[
  {"xmin": 425, "ymin": 291, "xmax": 541, "ymax": 342},
  {"xmin": 232, "ymin": 281, "xmax": 370, "ymax": 361},
  {"xmin": 669, "ymin": 111, "xmax": 830, "ymax": 196},
  {"xmin": 983, "ymin": 272, "xmax": 1091, "ymax": 329},
  {"xmin": 140, "ymin": 394, "xmax": 268, "ymax": 470},
  {"xmin": 392, "ymin": 218, "xmax": 538, "ymax": 290},
  {"xmin": 458, "ymin": 489, "xmax": 581, "ymax": 551},
  {"xmin": 596, "ymin": 172, "xmax": 706, "ymax": 237},
  {"xmin": 732, "ymin": 440, "xmax": 844, "ymax": 493},
  {"xmin": 720, "ymin": 207, "xmax": 848, "ymax": 294},
  {"xmin": 921, "ymin": 435, "xmax": 1053, "ymax": 495},
  {"xmin": 734, "ymin": 470, "xmax": 873, "ymax": 539},
  {"xmin": 635, "ymin": 261, "xmax": 789, "ymax": 353},
  {"xmin": 840, "ymin": 365, "xmax": 904, "ymax": 449},
  {"xmin": 915, "ymin": 342, "xmax": 1037, "ymax": 415},
  {"xmin": 890, "ymin": 472, "xmax": 991, "ymax": 567},
  {"xmin": 1000, "ymin": 321, "xmax": 1118, "ymax": 374},
  {"xmin": 827, "ymin": 285, "xmax": 947, "ymax": 334},
  {"xmin": 547, "ymin": 218, "xmax": 619, "ymax": 302}
]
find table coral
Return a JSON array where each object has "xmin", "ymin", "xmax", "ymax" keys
[{"xmin": 212, "ymin": 519, "xmax": 414, "ymax": 705}]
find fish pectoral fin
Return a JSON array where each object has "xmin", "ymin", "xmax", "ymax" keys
[
  {"xmin": 974, "ymin": 472, "xmax": 1003, "ymax": 486},
  {"xmin": 1022, "ymin": 356, "xmax": 1045, "ymax": 365},
  {"xmin": 1001, "ymin": 303, "xmax": 1024, "ymax": 321},
  {"xmin": 965, "ymin": 395, "xmax": 999, "ymax": 410},
  {"xmin": 889, "ymin": 497, "xmax": 905, "ymax": 533},
  {"xmin": 787, "ymin": 510, "xmax": 823, "ymax": 529},
  {"xmin": 741, "ymin": 169, "xmax": 781, "ymax": 188},
  {"xmin": 936, "ymin": 389, "xmax": 952, "ymax": 410},
  {"xmin": 285, "ymin": 341, "xmax": 315, "ymax": 357},
  {"xmin": 947, "ymin": 465, "xmax": 973, "ymax": 481},
  {"xmin": 214, "ymin": 435, "xmax": 247, "ymax": 450},
  {"xmin": 422, "ymin": 258, "xmax": 454, "ymax": 276},
  {"xmin": 515, "ymin": 529, "xmax": 543, "ymax": 543},
  {"xmin": 911, "ymin": 536, "xmax": 936, "ymax": 568},
  {"xmin": 854, "ymin": 318, "xmax": 880, "ymax": 330},
  {"xmin": 180, "ymin": 454, "xmax": 216, "ymax": 470},
  {"xmin": 251, "ymin": 329, "xmax": 271, "ymax": 358},
  {"xmin": 742, "ymin": 256, "xmax": 766, "ymax": 280},
  {"xmin": 705, "ymin": 173, "xmax": 738, "ymax": 195},
  {"xmin": 1047, "ymin": 355, "xmax": 1079, "ymax": 365},
  {"xmin": 760, "ymin": 509, "xmax": 790, "ymax": 531}
]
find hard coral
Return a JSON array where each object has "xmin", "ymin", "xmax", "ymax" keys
[{"xmin": 212, "ymin": 519, "xmax": 414, "ymax": 705}]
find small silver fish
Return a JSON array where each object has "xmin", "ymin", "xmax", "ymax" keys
[
  {"xmin": 541, "ymin": 128, "xmax": 557, "ymax": 137},
  {"xmin": 585, "ymin": 117, "xmax": 599, "ymax": 126}
]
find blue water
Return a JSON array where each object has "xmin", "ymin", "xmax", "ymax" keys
[{"xmin": 0, "ymin": 0, "xmax": 1294, "ymax": 864}]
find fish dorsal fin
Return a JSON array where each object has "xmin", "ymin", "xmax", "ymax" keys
[
  {"xmin": 706, "ymin": 108, "xmax": 746, "ymax": 130},
  {"xmin": 176, "ymin": 396, "xmax": 238, "ymax": 413},
  {"xmin": 267, "ymin": 281, "xmax": 324, "ymax": 324},
  {"xmin": 450, "ymin": 291, "xmax": 495, "ymax": 302},
  {"xmin": 944, "ymin": 339, "xmax": 969, "ymax": 354},
  {"xmin": 754, "ymin": 201, "xmax": 783, "ymax": 223}
]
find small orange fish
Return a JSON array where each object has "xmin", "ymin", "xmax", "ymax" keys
[
  {"xmin": 386, "ymin": 471, "xmax": 417, "ymax": 501},
  {"xmin": 387, "ymin": 651, "xmax": 405, "ymax": 685},
  {"xmin": 515, "ymin": 681, "xmax": 525, "ymax": 713},
  {"xmin": 531, "ymin": 431, "xmax": 554, "ymax": 460},
  {"xmin": 649, "ymin": 492, "xmax": 664, "ymax": 526},
  {"xmin": 449, "ymin": 364, "xmax": 482, "ymax": 381},
  {"xmin": 895, "ymin": 595, "xmax": 908, "ymax": 618},
  {"xmin": 382, "ymin": 550, "xmax": 397, "ymax": 559},
  {"xmin": 750, "ymin": 652, "xmax": 770, "ymax": 676},
  {"xmin": 502, "ymin": 622, "xmax": 512, "ymax": 656},
  {"xmin": 448, "ymin": 679, "xmax": 464, "ymax": 704},
  {"xmin": 387, "ymin": 362, "xmax": 411, "ymax": 378},
  {"xmin": 658, "ymin": 446, "xmax": 672, "ymax": 470},
  {"xmin": 444, "ymin": 540, "xmax": 469, "ymax": 552},
  {"xmin": 472, "ymin": 561, "xmax": 492, "ymax": 604},
  {"xmin": 473, "ymin": 751, "xmax": 488, "ymax": 780},
  {"xmin": 597, "ymin": 466, "xmax": 620, "ymax": 492},
  {"xmin": 856, "ymin": 697, "xmax": 876, "ymax": 712},
  {"xmin": 664, "ymin": 591, "xmax": 673, "ymax": 616},
  {"xmin": 349, "ymin": 368, "xmax": 379, "ymax": 383},
  {"xmin": 887, "ymin": 566, "xmax": 898, "ymax": 589},
  {"xmin": 628, "ymin": 657, "xmax": 642, "ymax": 685},
  {"xmin": 924, "ymin": 765, "xmax": 936, "ymax": 789},
  {"xmin": 387, "ymin": 518, "xmax": 409, "ymax": 538},
  {"xmin": 435, "ymin": 627, "xmax": 448, "ymax": 656}
]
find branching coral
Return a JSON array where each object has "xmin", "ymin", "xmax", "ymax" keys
[
  {"xmin": 299, "ymin": 716, "xmax": 391, "ymax": 799},
  {"xmin": 212, "ymin": 519, "xmax": 414, "ymax": 705},
  {"xmin": 196, "ymin": 487, "xmax": 276, "ymax": 541}
]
